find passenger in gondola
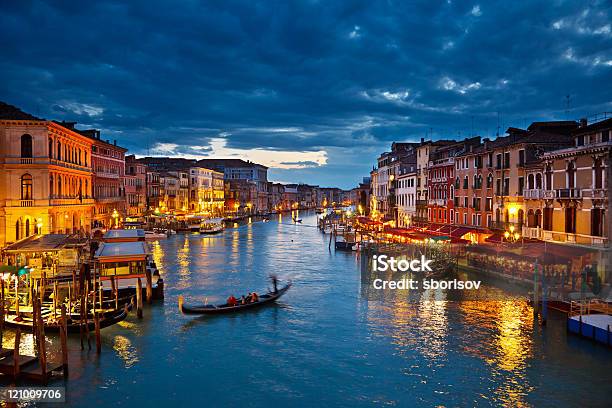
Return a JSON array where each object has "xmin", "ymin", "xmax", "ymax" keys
[
  {"xmin": 245, "ymin": 292, "xmax": 252, "ymax": 302},
  {"xmin": 251, "ymin": 292, "xmax": 259, "ymax": 302},
  {"xmin": 240, "ymin": 295, "xmax": 247, "ymax": 305},
  {"xmin": 227, "ymin": 295, "xmax": 238, "ymax": 306}
]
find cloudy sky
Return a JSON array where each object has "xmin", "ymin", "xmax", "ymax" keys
[{"xmin": 1, "ymin": 1, "xmax": 610, "ymax": 188}]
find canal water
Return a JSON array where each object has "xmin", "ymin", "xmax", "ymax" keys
[{"xmin": 9, "ymin": 212, "xmax": 612, "ymax": 407}]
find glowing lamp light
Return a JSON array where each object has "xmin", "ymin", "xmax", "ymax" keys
[
  {"xmin": 504, "ymin": 231, "xmax": 510, "ymax": 239},
  {"xmin": 514, "ymin": 232, "xmax": 520, "ymax": 240},
  {"xmin": 509, "ymin": 225, "xmax": 515, "ymax": 233}
]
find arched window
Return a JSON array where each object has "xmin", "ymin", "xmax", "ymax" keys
[
  {"xmin": 48, "ymin": 138, "xmax": 53, "ymax": 158},
  {"xmin": 567, "ymin": 161, "xmax": 576, "ymax": 189},
  {"xmin": 518, "ymin": 209, "xmax": 524, "ymax": 227},
  {"xmin": 536, "ymin": 173, "xmax": 542, "ymax": 189},
  {"xmin": 57, "ymin": 141, "xmax": 62, "ymax": 160},
  {"xmin": 487, "ymin": 173, "xmax": 493, "ymax": 188},
  {"xmin": 21, "ymin": 134, "xmax": 33, "ymax": 157},
  {"xmin": 50, "ymin": 175, "xmax": 54, "ymax": 196},
  {"xmin": 545, "ymin": 165, "xmax": 553, "ymax": 189},
  {"xmin": 535, "ymin": 209, "xmax": 542, "ymax": 228},
  {"xmin": 25, "ymin": 219, "xmax": 30, "ymax": 237},
  {"xmin": 527, "ymin": 209, "xmax": 535, "ymax": 227},
  {"xmin": 528, "ymin": 174, "xmax": 534, "ymax": 189},
  {"xmin": 15, "ymin": 220, "xmax": 20, "ymax": 241},
  {"xmin": 455, "ymin": 177, "xmax": 460, "ymax": 189},
  {"xmin": 58, "ymin": 176, "xmax": 62, "ymax": 196},
  {"xmin": 21, "ymin": 174, "xmax": 33, "ymax": 200}
]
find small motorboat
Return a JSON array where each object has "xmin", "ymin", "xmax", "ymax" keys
[
  {"xmin": 199, "ymin": 218, "xmax": 225, "ymax": 234},
  {"xmin": 178, "ymin": 282, "xmax": 291, "ymax": 315},
  {"xmin": 334, "ymin": 237, "xmax": 355, "ymax": 251},
  {"xmin": 145, "ymin": 230, "xmax": 167, "ymax": 240},
  {"xmin": 262, "ymin": 217, "xmax": 270, "ymax": 222},
  {"xmin": 292, "ymin": 218, "xmax": 302, "ymax": 223}
]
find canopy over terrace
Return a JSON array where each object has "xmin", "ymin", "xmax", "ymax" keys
[
  {"xmin": 94, "ymin": 241, "xmax": 149, "ymax": 280},
  {"xmin": 1, "ymin": 234, "xmax": 87, "ymax": 277},
  {"xmin": 103, "ymin": 229, "xmax": 146, "ymax": 243},
  {"xmin": 382, "ymin": 226, "xmax": 469, "ymax": 244},
  {"xmin": 466, "ymin": 240, "xmax": 600, "ymax": 265}
]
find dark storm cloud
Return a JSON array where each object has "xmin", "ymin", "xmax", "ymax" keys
[{"xmin": 1, "ymin": 0, "xmax": 610, "ymax": 187}]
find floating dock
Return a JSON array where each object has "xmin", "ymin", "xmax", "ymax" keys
[{"xmin": 567, "ymin": 314, "xmax": 612, "ymax": 347}]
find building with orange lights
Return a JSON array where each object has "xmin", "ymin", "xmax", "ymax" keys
[{"xmin": 0, "ymin": 102, "xmax": 94, "ymax": 247}]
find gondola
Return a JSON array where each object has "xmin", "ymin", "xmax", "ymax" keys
[
  {"xmin": 178, "ymin": 282, "xmax": 291, "ymax": 315},
  {"xmin": 292, "ymin": 218, "xmax": 302, "ymax": 223},
  {"xmin": 3, "ymin": 307, "xmax": 129, "ymax": 333}
]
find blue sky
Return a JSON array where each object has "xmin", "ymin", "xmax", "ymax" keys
[{"xmin": 1, "ymin": 1, "xmax": 610, "ymax": 188}]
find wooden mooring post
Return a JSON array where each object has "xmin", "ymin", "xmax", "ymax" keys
[
  {"xmin": 145, "ymin": 269, "xmax": 153, "ymax": 304},
  {"xmin": 136, "ymin": 278, "xmax": 143, "ymax": 318},
  {"xmin": 94, "ymin": 312, "xmax": 101, "ymax": 354},
  {"xmin": 12, "ymin": 328, "xmax": 21, "ymax": 379},
  {"xmin": 60, "ymin": 305, "xmax": 69, "ymax": 378},
  {"xmin": 533, "ymin": 260, "xmax": 539, "ymax": 320}
]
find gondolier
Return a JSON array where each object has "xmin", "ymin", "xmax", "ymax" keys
[{"xmin": 178, "ymin": 281, "xmax": 291, "ymax": 315}]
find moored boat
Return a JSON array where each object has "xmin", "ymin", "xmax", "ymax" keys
[
  {"xmin": 4, "ymin": 307, "xmax": 129, "ymax": 333},
  {"xmin": 199, "ymin": 218, "xmax": 225, "ymax": 234},
  {"xmin": 178, "ymin": 282, "xmax": 291, "ymax": 315}
]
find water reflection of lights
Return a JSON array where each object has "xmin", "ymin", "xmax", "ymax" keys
[
  {"xmin": 177, "ymin": 236, "xmax": 191, "ymax": 279},
  {"xmin": 113, "ymin": 335, "xmax": 139, "ymax": 368},
  {"xmin": 459, "ymin": 298, "xmax": 534, "ymax": 407},
  {"xmin": 416, "ymin": 289, "xmax": 448, "ymax": 360},
  {"xmin": 150, "ymin": 241, "xmax": 164, "ymax": 273},
  {"xmin": 366, "ymin": 275, "xmax": 449, "ymax": 362}
]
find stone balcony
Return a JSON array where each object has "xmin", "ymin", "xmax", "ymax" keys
[
  {"xmin": 6, "ymin": 197, "xmax": 94, "ymax": 207},
  {"xmin": 523, "ymin": 189, "xmax": 542, "ymax": 199},
  {"xmin": 555, "ymin": 188, "xmax": 581, "ymax": 199},
  {"xmin": 95, "ymin": 171, "xmax": 120, "ymax": 179},
  {"xmin": 428, "ymin": 198, "xmax": 446, "ymax": 206},
  {"xmin": 542, "ymin": 230, "xmax": 608, "ymax": 247}
]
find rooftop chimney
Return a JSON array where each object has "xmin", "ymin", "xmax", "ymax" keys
[
  {"xmin": 420, "ymin": 137, "xmax": 425, "ymax": 143},
  {"xmin": 113, "ymin": 139, "xmax": 117, "ymax": 146},
  {"xmin": 579, "ymin": 118, "xmax": 587, "ymax": 128}
]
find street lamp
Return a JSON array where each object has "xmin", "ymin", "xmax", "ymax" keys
[
  {"xmin": 112, "ymin": 209, "xmax": 119, "ymax": 228},
  {"xmin": 503, "ymin": 225, "xmax": 521, "ymax": 243}
]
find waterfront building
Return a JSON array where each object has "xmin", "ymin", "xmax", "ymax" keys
[
  {"xmin": 414, "ymin": 140, "xmax": 454, "ymax": 225},
  {"xmin": 297, "ymin": 184, "xmax": 319, "ymax": 209},
  {"xmin": 371, "ymin": 142, "xmax": 419, "ymax": 223},
  {"xmin": 145, "ymin": 168, "xmax": 161, "ymax": 211},
  {"xmin": 189, "ymin": 166, "xmax": 225, "ymax": 216},
  {"xmin": 539, "ymin": 117, "xmax": 611, "ymax": 280},
  {"xmin": 267, "ymin": 182, "xmax": 284, "ymax": 211},
  {"xmin": 125, "ymin": 155, "xmax": 147, "ymax": 217},
  {"xmin": 427, "ymin": 138, "xmax": 480, "ymax": 225},
  {"xmin": 450, "ymin": 122, "xmax": 575, "ymax": 236},
  {"xmin": 282, "ymin": 184, "xmax": 299, "ymax": 210},
  {"xmin": 197, "ymin": 159, "xmax": 269, "ymax": 213},
  {"xmin": 319, "ymin": 187, "xmax": 343, "ymax": 207},
  {"xmin": 0, "ymin": 102, "xmax": 94, "ymax": 247},
  {"xmin": 225, "ymin": 179, "xmax": 257, "ymax": 214},
  {"xmin": 352, "ymin": 177, "xmax": 371, "ymax": 215},
  {"xmin": 78, "ymin": 128, "xmax": 127, "ymax": 230},
  {"xmin": 396, "ymin": 166, "xmax": 417, "ymax": 227}
]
